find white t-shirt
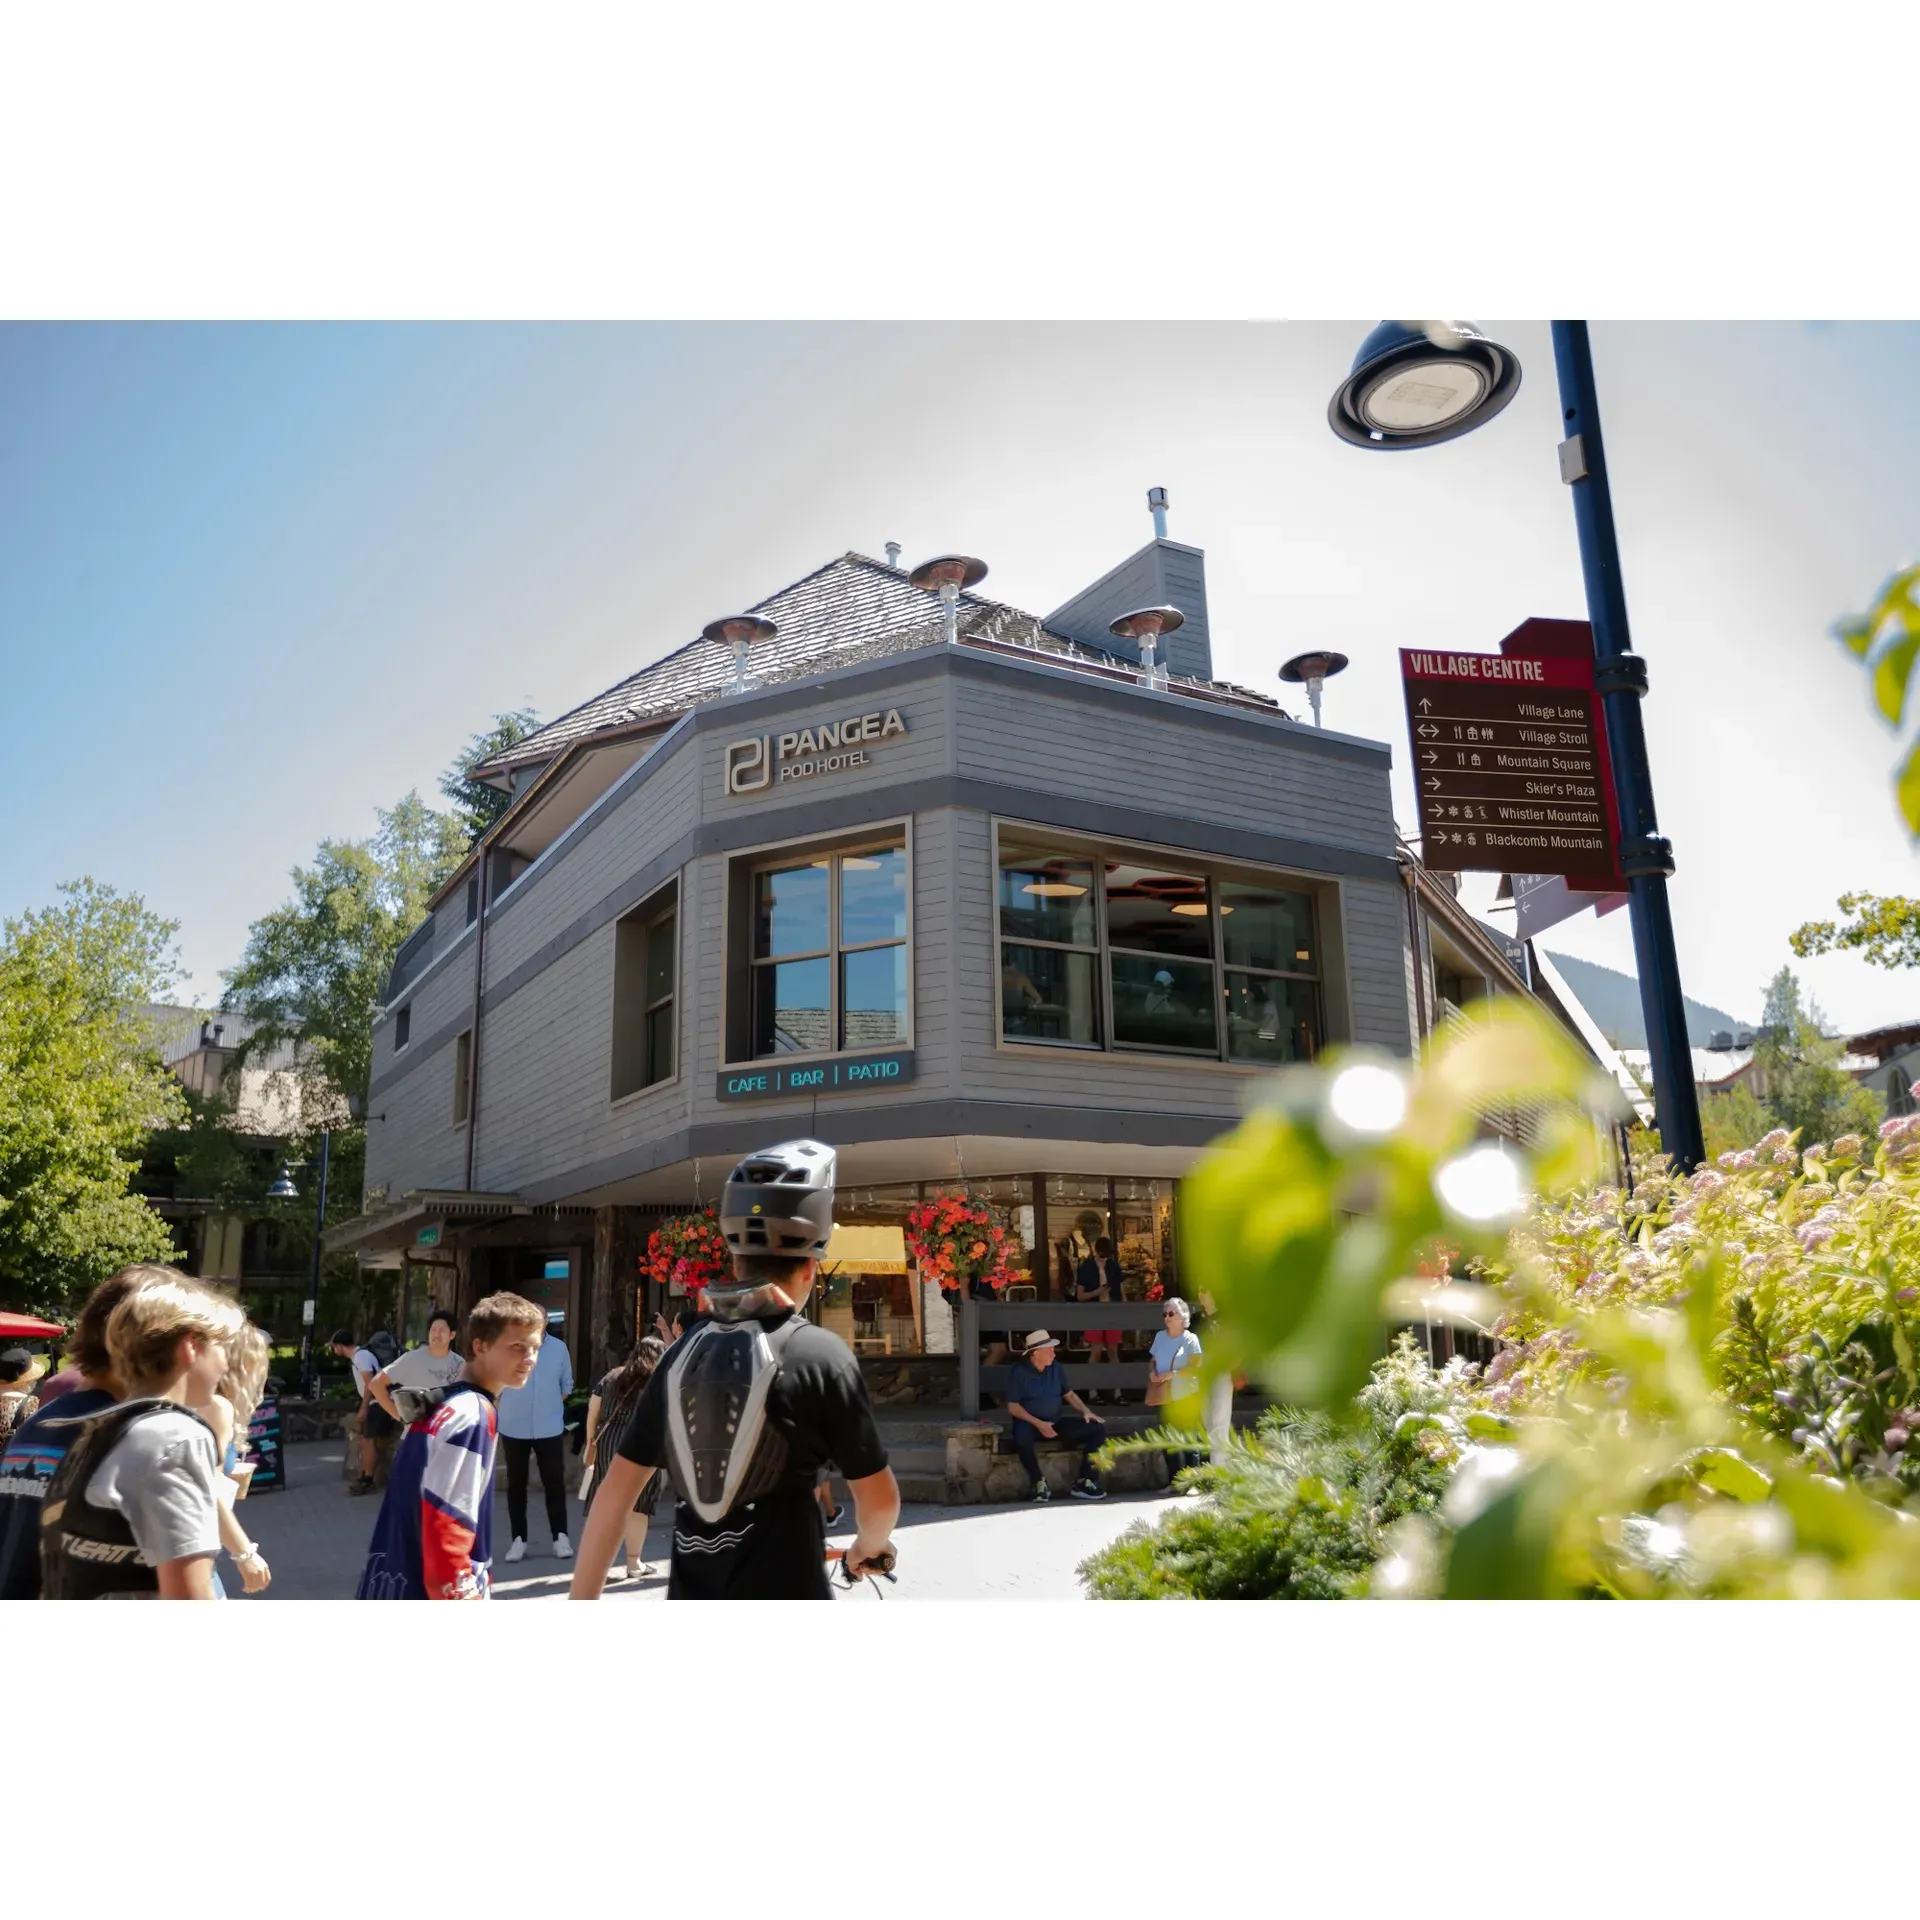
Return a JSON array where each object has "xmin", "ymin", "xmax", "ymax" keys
[
  {"xmin": 383, "ymin": 1346, "xmax": 466, "ymax": 1393},
  {"xmin": 84, "ymin": 1404, "xmax": 222, "ymax": 1567},
  {"xmin": 351, "ymin": 1348, "xmax": 381, "ymax": 1399}
]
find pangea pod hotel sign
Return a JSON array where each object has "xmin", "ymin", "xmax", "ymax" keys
[{"xmin": 725, "ymin": 707, "xmax": 908, "ymax": 795}]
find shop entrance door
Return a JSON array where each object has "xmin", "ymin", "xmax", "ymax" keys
[{"xmin": 509, "ymin": 1250, "xmax": 580, "ymax": 1370}]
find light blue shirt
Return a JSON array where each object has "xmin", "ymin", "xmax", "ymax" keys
[
  {"xmin": 1150, "ymin": 1327, "xmax": 1203, "ymax": 1400},
  {"xmin": 494, "ymin": 1332, "xmax": 573, "ymax": 1439}
]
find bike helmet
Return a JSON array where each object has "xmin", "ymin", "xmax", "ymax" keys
[{"xmin": 716, "ymin": 1138, "xmax": 837, "ymax": 1262}]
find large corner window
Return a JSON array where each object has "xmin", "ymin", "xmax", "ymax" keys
[
  {"xmin": 750, "ymin": 841, "xmax": 907, "ymax": 1058},
  {"xmin": 612, "ymin": 886, "xmax": 678, "ymax": 1098},
  {"xmin": 996, "ymin": 830, "xmax": 1321, "ymax": 1064}
]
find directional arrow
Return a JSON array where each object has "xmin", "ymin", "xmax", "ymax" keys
[
  {"xmin": 1417, "ymin": 697, "xmax": 1433, "ymax": 714},
  {"xmin": 1416, "ymin": 723, "xmax": 1438, "ymax": 738},
  {"xmin": 1421, "ymin": 750, "xmax": 1438, "ymax": 764},
  {"xmin": 1423, "ymin": 776, "xmax": 1441, "ymax": 791}
]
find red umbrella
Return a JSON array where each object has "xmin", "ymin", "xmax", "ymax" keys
[{"xmin": 0, "ymin": 1312, "xmax": 65, "ymax": 1338}]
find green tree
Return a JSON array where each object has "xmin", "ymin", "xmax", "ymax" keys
[
  {"xmin": 440, "ymin": 707, "xmax": 540, "ymax": 845},
  {"xmin": 221, "ymin": 790, "xmax": 466, "ymax": 1115},
  {"xmin": 1749, "ymin": 966, "xmax": 1881, "ymax": 1149},
  {"xmin": 1791, "ymin": 890, "xmax": 1920, "ymax": 971},
  {"xmin": 1828, "ymin": 563, "xmax": 1920, "ymax": 835},
  {"xmin": 0, "ymin": 880, "xmax": 190, "ymax": 1314}
]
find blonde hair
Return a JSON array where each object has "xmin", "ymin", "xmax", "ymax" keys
[
  {"xmin": 218, "ymin": 1322, "xmax": 272, "ymax": 1430},
  {"xmin": 105, "ymin": 1274, "xmax": 247, "ymax": 1388}
]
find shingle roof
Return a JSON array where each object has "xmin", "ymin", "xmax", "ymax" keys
[{"xmin": 474, "ymin": 552, "xmax": 1281, "ymax": 778}]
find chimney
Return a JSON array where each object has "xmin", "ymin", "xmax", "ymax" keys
[
  {"xmin": 884, "ymin": 541, "xmax": 902, "ymax": 569},
  {"xmin": 1147, "ymin": 486, "xmax": 1169, "ymax": 539}
]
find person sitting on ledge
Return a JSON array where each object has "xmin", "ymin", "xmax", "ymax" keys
[{"xmin": 1004, "ymin": 1329, "xmax": 1106, "ymax": 1502}]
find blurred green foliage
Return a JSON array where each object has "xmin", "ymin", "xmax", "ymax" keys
[{"xmin": 1081, "ymin": 1000, "xmax": 1920, "ymax": 1600}]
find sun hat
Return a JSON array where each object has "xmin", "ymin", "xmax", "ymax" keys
[
  {"xmin": 0, "ymin": 1348, "xmax": 48, "ymax": 1387},
  {"xmin": 1019, "ymin": 1329, "xmax": 1060, "ymax": 1354}
]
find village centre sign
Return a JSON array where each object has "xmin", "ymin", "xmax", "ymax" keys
[{"xmin": 724, "ymin": 706, "xmax": 908, "ymax": 795}]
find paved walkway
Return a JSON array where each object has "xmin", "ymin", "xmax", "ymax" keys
[{"xmin": 239, "ymin": 1441, "xmax": 1182, "ymax": 1600}]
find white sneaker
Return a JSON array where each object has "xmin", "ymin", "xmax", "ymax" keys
[
  {"xmin": 553, "ymin": 1533, "xmax": 574, "ymax": 1559},
  {"xmin": 504, "ymin": 1537, "xmax": 527, "ymax": 1564}
]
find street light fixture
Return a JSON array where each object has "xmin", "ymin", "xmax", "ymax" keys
[
  {"xmin": 1327, "ymin": 319, "xmax": 1705, "ymax": 1171},
  {"xmin": 1327, "ymin": 321, "xmax": 1523, "ymax": 449}
]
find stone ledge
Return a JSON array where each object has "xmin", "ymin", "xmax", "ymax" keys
[{"xmin": 942, "ymin": 1420, "xmax": 1176, "ymax": 1502}]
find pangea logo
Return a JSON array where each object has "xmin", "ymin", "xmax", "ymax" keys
[{"xmin": 725, "ymin": 707, "xmax": 908, "ymax": 795}]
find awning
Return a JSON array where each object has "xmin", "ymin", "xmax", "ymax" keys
[
  {"xmin": 0, "ymin": 1311, "xmax": 65, "ymax": 1338},
  {"xmin": 322, "ymin": 1189, "xmax": 531, "ymax": 1256},
  {"xmin": 822, "ymin": 1224, "xmax": 909, "ymax": 1273}
]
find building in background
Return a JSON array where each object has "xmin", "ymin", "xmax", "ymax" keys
[
  {"xmin": 1844, "ymin": 1021, "xmax": 1920, "ymax": 1118},
  {"xmin": 136, "ymin": 1008, "xmax": 310, "ymax": 1340},
  {"xmin": 327, "ymin": 508, "xmax": 1612, "ymax": 1395}
]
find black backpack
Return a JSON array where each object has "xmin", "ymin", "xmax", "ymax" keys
[
  {"xmin": 364, "ymin": 1329, "xmax": 401, "ymax": 1370},
  {"xmin": 664, "ymin": 1317, "xmax": 807, "ymax": 1524}
]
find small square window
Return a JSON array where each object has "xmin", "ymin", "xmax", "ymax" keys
[{"xmin": 394, "ymin": 1006, "xmax": 412, "ymax": 1051}]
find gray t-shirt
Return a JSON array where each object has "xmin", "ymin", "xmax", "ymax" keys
[
  {"xmin": 383, "ymin": 1346, "xmax": 466, "ymax": 1393},
  {"xmin": 84, "ymin": 1405, "xmax": 222, "ymax": 1567}
]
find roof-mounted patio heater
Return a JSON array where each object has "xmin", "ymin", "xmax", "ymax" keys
[
  {"xmin": 701, "ymin": 613, "xmax": 778, "ymax": 694},
  {"xmin": 1109, "ymin": 604, "xmax": 1184, "ymax": 690},
  {"xmin": 907, "ymin": 554, "xmax": 988, "ymax": 647},
  {"xmin": 1279, "ymin": 649, "xmax": 1350, "ymax": 727}
]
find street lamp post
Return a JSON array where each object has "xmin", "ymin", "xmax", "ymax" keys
[
  {"xmin": 299, "ymin": 1129, "xmax": 332, "ymax": 1401},
  {"xmin": 1329, "ymin": 320, "xmax": 1705, "ymax": 1170},
  {"xmin": 270, "ymin": 1128, "xmax": 333, "ymax": 1401}
]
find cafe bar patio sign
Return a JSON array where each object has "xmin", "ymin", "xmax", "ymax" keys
[
  {"xmin": 725, "ymin": 706, "xmax": 908, "ymax": 795},
  {"xmin": 717, "ymin": 1048, "xmax": 916, "ymax": 1101}
]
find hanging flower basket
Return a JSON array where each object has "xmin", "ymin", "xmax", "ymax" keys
[
  {"xmin": 905, "ymin": 1190, "xmax": 1024, "ymax": 1294},
  {"xmin": 643, "ymin": 1209, "xmax": 731, "ymax": 1297}
]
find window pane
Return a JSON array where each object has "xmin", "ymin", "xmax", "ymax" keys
[
  {"xmin": 1104, "ymin": 862, "xmax": 1213, "ymax": 959},
  {"xmin": 1224, "ymin": 973, "xmax": 1320, "ymax": 1064},
  {"xmin": 841, "ymin": 944, "xmax": 907, "ymax": 1049},
  {"xmin": 1221, "ymin": 881, "xmax": 1317, "ymax": 974},
  {"xmin": 754, "ymin": 861, "xmax": 830, "ymax": 958},
  {"xmin": 644, "ymin": 1002, "xmax": 674, "ymax": 1084},
  {"xmin": 997, "ymin": 845, "xmax": 1096, "ymax": 947},
  {"xmin": 1001, "ymin": 943, "xmax": 1100, "ymax": 1047},
  {"xmin": 752, "ymin": 957, "xmax": 831, "ymax": 1055},
  {"xmin": 645, "ymin": 912, "xmax": 676, "ymax": 1004},
  {"xmin": 1110, "ymin": 953, "xmax": 1217, "ymax": 1051},
  {"xmin": 839, "ymin": 845, "xmax": 907, "ymax": 946}
]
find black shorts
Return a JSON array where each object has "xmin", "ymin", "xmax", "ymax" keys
[{"xmin": 363, "ymin": 1399, "xmax": 400, "ymax": 1439}]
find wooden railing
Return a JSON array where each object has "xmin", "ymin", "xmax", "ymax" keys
[{"xmin": 956, "ymin": 1296, "xmax": 1170, "ymax": 1419}]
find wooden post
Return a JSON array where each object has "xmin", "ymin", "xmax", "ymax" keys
[
  {"xmin": 589, "ymin": 1207, "xmax": 641, "ymax": 1389},
  {"xmin": 960, "ymin": 1291, "xmax": 979, "ymax": 1419},
  {"xmin": 454, "ymin": 1245, "xmax": 482, "ymax": 1329}
]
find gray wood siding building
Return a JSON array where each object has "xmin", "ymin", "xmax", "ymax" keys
[{"xmin": 364, "ymin": 638, "xmax": 1408, "ymax": 1216}]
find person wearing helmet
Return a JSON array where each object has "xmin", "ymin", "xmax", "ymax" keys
[{"xmin": 569, "ymin": 1139, "xmax": 899, "ymax": 1601}]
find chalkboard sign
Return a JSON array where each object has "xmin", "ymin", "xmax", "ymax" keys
[{"xmin": 244, "ymin": 1395, "xmax": 285, "ymax": 1493}]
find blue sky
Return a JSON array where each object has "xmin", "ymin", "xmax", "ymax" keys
[{"xmin": 4, "ymin": 321, "xmax": 1918, "ymax": 1033}]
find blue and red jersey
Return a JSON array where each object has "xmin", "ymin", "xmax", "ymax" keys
[{"xmin": 356, "ymin": 1384, "xmax": 498, "ymax": 1600}]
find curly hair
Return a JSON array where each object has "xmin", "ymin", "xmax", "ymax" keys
[{"xmin": 218, "ymin": 1322, "xmax": 273, "ymax": 1431}]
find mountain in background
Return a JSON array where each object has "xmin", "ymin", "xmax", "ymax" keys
[{"xmin": 1541, "ymin": 951, "xmax": 1754, "ymax": 1051}]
